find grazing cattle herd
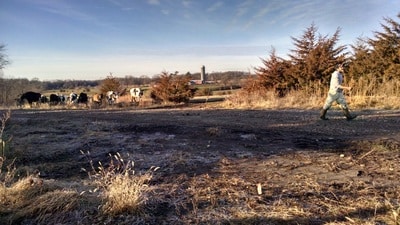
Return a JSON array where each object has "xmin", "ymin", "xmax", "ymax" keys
[{"xmin": 16, "ymin": 87, "xmax": 143, "ymax": 108}]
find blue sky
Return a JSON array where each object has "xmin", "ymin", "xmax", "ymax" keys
[{"xmin": 1, "ymin": 0, "xmax": 399, "ymax": 81}]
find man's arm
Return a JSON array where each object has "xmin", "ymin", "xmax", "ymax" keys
[{"xmin": 338, "ymin": 84, "xmax": 352, "ymax": 91}]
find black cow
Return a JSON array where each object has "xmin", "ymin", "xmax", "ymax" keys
[
  {"xmin": 77, "ymin": 93, "xmax": 88, "ymax": 104},
  {"xmin": 49, "ymin": 94, "xmax": 59, "ymax": 105},
  {"xmin": 18, "ymin": 91, "xmax": 42, "ymax": 107}
]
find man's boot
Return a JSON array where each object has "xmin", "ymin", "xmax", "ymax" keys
[
  {"xmin": 320, "ymin": 109, "xmax": 328, "ymax": 120},
  {"xmin": 343, "ymin": 108, "xmax": 357, "ymax": 120}
]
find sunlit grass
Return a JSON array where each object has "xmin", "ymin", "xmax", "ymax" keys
[
  {"xmin": 83, "ymin": 151, "xmax": 157, "ymax": 216},
  {"xmin": 221, "ymin": 79, "xmax": 400, "ymax": 110}
]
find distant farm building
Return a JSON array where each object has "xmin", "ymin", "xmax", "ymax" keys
[{"xmin": 189, "ymin": 65, "xmax": 215, "ymax": 85}]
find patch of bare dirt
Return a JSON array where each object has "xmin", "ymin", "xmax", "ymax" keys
[{"xmin": 2, "ymin": 107, "xmax": 400, "ymax": 224}]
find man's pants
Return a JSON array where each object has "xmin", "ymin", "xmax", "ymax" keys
[{"xmin": 323, "ymin": 92, "xmax": 348, "ymax": 110}]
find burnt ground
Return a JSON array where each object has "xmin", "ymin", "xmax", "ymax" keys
[{"xmin": 2, "ymin": 106, "xmax": 400, "ymax": 224}]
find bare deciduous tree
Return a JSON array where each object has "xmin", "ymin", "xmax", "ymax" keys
[{"xmin": 0, "ymin": 44, "xmax": 10, "ymax": 71}]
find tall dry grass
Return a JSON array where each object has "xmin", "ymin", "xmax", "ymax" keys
[
  {"xmin": 0, "ymin": 110, "xmax": 13, "ymax": 206},
  {"xmin": 0, "ymin": 110, "xmax": 11, "ymax": 158},
  {"xmin": 222, "ymin": 78, "xmax": 400, "ymax": 110},
  {"xmin": 83, "ymin": 151, "xmax": 157, "ymax": 216},
  {"xmin": 1, "ymin": 150, "xmax": 158, "ymax": 224}
]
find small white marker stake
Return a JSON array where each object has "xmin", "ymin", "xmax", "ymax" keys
[{"xmin": 257, "ymin": 183, "xmax": 262, "ymax": 195}]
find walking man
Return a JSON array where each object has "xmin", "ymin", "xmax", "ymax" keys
[{"xmin": 320, "ymin": 64, "xmax": 357, "ymax": 120}]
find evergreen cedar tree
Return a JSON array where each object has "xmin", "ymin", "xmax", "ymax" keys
[
  {"xmin": 151, "ymin": 71, "xmax": 195, "ymax": 104},
  {"xmin": 349, "ymin": 13, "xmax": 400, "ymax": 82},
  {"xmin": 100, "ymin": 76, "xmax": 124, "ymax": 94}
]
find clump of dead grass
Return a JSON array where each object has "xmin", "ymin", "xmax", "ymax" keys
[
  {"xmin": 83, "ymin": 151, "xmax": 157, "ymax": 216},
  {"xmin": 13, "ymin": 188, "xmax": 80, "ymax": 224},
  {"xmin": 0, "ymin": 173, "xmax": 86, "ymax": 225},
  {"xmin": 0, "ymin": 110, "xmax": 11, "ymax": 158},
  {"xmin": 0, "ymin": 110, "xmax": 15, "ymax": 208},
  {"xmin": 0, "ymin": 158, "xmax": 16, "ymax": 206}
]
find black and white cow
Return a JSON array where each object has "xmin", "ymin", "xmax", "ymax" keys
[
  {"xmin": 106, "ymin": 91, "xmax": 118, "ymax": 105},
  {"xmin": 40, "ymin": 95, "xmax": 48, "ymax": 104},
  {"xmin": 129, "ymin": 87, "xmax": 143, "ymax": 103},
  {"xmin": 17, "ymin": 91, "xmax": 42, "ymax": 107},
  {"xmin": 49, "ymin": 94, "xmax": 67, "ymax": 105},
  {"xmin": 69, "ymin": 92, "xmax": 88, "ymax": 105},
  {"xmin": 58, "ymin": 95, "xmax": 66, "ymax": 104},
  {"xmin": 69, "ymin": 92, "xmax": 78, "ymax": 104}
]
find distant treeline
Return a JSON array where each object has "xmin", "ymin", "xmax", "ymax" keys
[{"xmin": 42, "ymin": 71, "xmax": 250, "ymax": 90}]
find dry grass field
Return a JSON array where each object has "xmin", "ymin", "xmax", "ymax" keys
[{"xmin": 1, "ymin": 96, "xmax": 400, "ymax": 224}]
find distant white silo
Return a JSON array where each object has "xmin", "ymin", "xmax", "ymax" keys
[{"xmin": 201, "ymin": 65, "xmax": 206, "ymax": 83}]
